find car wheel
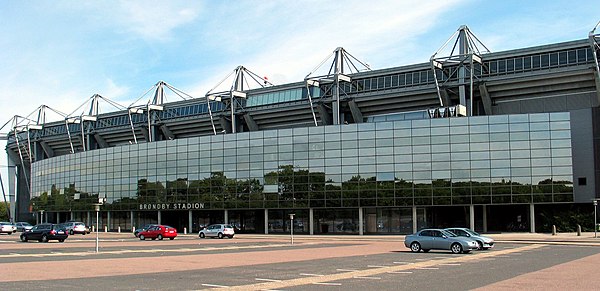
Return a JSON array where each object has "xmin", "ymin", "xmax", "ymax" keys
[
  {"xmin": 140, "ymin": 235, "xmax": 145, "ymax": 240},
  {"xmin": 410, "ymin": 242, "xmax": 421, "ymax": 252},
  {"xmin": 158, "ymin": 234, "xmax": 163, "ymax": 240},
  {"xmin": 451, "ymin": 243, "xmax": 463, "ymax": 254},
  {"xmin": 20, "ymin": 235, "xmax": 27, "ymax": 242},
  {"xmin": 69, "ymin": 230, "xmax": 74, "ymax": 235},
  {"xmin": 59, "ymin": 239, "xmax": 65, "ymax": 243},
  {"xmin": 476, "ymin": 241, "xmax": 483, "ymax": 250},
  {"xmin": 422, "ymin": 249, "xmax": 430, "ymax": 253},
  {"xmin": 42, "ymin": 234, "xmax": 49, "ymax": 243},
  {"xmin": 199, "ymin": 233, "xmax": 205, "ymax": 238},
  {"xmin": 218, "ymin": 232, "xmax": 224, "ymax": 239}
]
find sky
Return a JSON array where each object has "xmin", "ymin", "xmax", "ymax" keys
[{"xmin": 0, "ymin": 0, "xmax": 598, "ymax": 201}]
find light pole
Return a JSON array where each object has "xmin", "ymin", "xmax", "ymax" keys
[
  {"xmin": 594, "ymin": 200, "xmax": 597, "ymax": 239},
  {"xmin": 94, "ymin": 196, "xmax": 106, "ymax": 253},
  {"xmin": 289, "ymin": 213, "xmax": 295, "ymax": 245}
]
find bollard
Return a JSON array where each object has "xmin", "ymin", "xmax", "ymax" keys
[
  {"xmin": 104, "ymin": 225, "xmax": 108, "ymax": 232},
  {"xmin": 92, "ymin": 225, "xmax": 95, "ymax": 232},
  {"xmin": 132, "ymin": 226, "xmax": 135, "ymax": 233},
  {"xmin": 118, "ymin": 226, "xmax": 121, "ymax": 233},
  {"xmin": 184, "ymin": 227, "xmax": 187, "ymax": 234},
  {"xmin": 577, "ymin": 225, "xmax": 581, "ymax": 236},
  {"xmin": 552, "ymin": 225, "xmax": 557, "ymax": 235}
]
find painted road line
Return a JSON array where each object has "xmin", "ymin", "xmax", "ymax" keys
[
  {"xmin": 220, "ymin": 244, "xmax": 545, "ymax": 291},
  {"xmin": 202, "ymin": 283, "xmax": 230, "ymax": 288},
  {"xmin": 387, "ymin": 271, "xmax": 413, "ymax": 274},
  {"xmin": 353, "ymin": 276, "xmax": 381, "ymax": 280},
  {"xmin": 417, "ymin": 267, "xmax": 439, "ymax": 270},
  {"xmin": 414, "ymin": 258, "xmax": 428, "ymax": 261},
  {"xmin": 255, "ymin": 278, "xmax": 282, "ymax": 282},
  {"xmin": 312, "ymin": 282, "xmax": 342, "ymax": 286},
  {"xmin": 0, "ymin": 243, "xmax": 297, "ymax": 259},
  {"xmin": 393, "ymin": 261, "xmax": 413, "ymax": 264},
  {"xmin": 299, "ymin": 273, "xmax": 324, "ymax": 277},
  {"xmin": 438, "ymin": 263, "xmax": 461, "ymax": 266},
  {"xmin": 367, "ymin": 265, "xmax": 389, "ymax": 268}
]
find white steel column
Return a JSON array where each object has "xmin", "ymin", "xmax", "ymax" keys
[
  {"xmin": 107, "ymin": 211, "xmax": 111, "ymax": 231},
  {"xmin": 264, "ymin": 209, "xmax": 269, "ymax": 234},
  {"xmin": 130, "ymin": 211, "xmax": 134, "ymax": 229},
  {"xmin": 412, "ymin": 206, "xmax": 418, "ymax": 233},
  {"xmin": 482, "ymin": 205, "xmax": 488, "ymax": 233},
  {"xmin": 8, "ymin": 158, "xmax": 16, "ymax": 223},
  {"xmin": 87, "ymin": 211, "xmax": 91, "ymax": 226},
  {"xmin": 358, "ymin": 207, "xmax": 363, "ymax": 235},
  {"xmin": 309, "ymin": 208, "xmax": 314, "ymax": 235},
  {"xmin": 188, "ymin": 210, "xmax": 193, "ymax": 233},
  {"xmin": 158, "ymin": 210, "xmax": 161, "ymax": 225},
  {"xmin": 530, "ymin": 203, "xmax": 535, "ymax": 233},
  {"xmin": 469, "ymin": 205, "xmax": 475, "ymax": 230},
  {"xmin": 224, "ymin": 210, "xmax": 228, "ymax": 224}
]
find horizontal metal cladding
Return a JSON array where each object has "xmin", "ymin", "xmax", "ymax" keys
[{"xmin": 5, "ymin": 39, "xmax": 598, "ymax": 164}]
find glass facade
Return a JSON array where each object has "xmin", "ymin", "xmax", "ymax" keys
[{"xmin": 31, "ymin": 112, "xmax": 573, "ymax": 215}]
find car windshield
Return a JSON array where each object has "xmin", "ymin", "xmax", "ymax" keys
[
  {"xmin": 441, "ymin": 230, "xmax": 457, "ymax": 237},
  {"xmin": 463, "ymin": 229, "xmax": 480, "ymax": 236}
]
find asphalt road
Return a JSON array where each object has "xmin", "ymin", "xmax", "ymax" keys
[{"xmin": 0, "ymin": 232, "xmax": 598, "ymax": 290}]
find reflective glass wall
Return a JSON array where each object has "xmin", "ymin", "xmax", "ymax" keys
[{"xmin": 31, "ymin": 112, "xmax": 573, "ymax": 212}]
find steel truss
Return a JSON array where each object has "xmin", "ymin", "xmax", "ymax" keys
[
  {"xmin": 590, "ymin": 21, "xmax": 600, "ymax": 98},
  {"xmin": 205, "ymin": 66, "xmax": 273, "ymax": 134},
  {"xmin": 305, "ymin": 47, "xmax": 371, "ymax": 126},
  {"xmin": 430, "ymin": 25, "xmax": 490, "ymax": 116}
]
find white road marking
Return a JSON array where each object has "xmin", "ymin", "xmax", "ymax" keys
[
  {"xmin": 353, "ymin": 276, "xmax": 381, "ymax": 280},
  {"xmin": 388, "ymin": 271, "xmax": 413, "ymax": 274},
  {"xmin": 299, "ymin": 273, "xmax": 324, "ymax": 277},
  {"xmin": 255, "ymin": 278, "xmax": 282, "ymax": 282},
  {"xmin": 201, "ymin": 283, "xmax": 230, "ymax": 288},
  {"xmin": 393, "ymin": 261, "xmax": 413, "ymax": 264},
  {"xmin": 367, "ymin": 265, "xmax": 388, "ymax": 268},
  {"xmin": 414, "ymin": 258, "xmax": 428, "ymax": 261},
  {"xmin": 417, "ymin": 267, "xmax": 439, "ymax": 270},
  {"xmin": 438, "ymin": 263, "xmax": 461, "ymax": 266}
]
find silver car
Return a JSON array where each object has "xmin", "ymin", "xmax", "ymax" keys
[
  {"xmin": 404, "ymin": 229, "xmax": 478, "ymax": 254},
  {"xmin": 445, "ymin": 227, "xmax": 495, "ymax": 250},
  {"xmin": 14, "ymin": 222, "xmax": 33, "ymax": 232},
  {"xmin": 198, "ymin": 224, "xmax": 235, "ymax": 239}
]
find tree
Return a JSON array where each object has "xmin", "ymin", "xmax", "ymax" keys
[{"xmin": 0, "ymin": 202, "xmax": 8, "ymax": 221}]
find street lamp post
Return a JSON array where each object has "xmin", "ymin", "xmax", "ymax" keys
[
  {"xmin": 594, "ymin": 200, "xmax": 597, "ymax": 239},
  {"xmin": 289, "ymin": 213, "xmax": 295, "ymax": 245},
  {"xmin": 94, "ymin": 196, "xmax": 106, "ymax": 253}
]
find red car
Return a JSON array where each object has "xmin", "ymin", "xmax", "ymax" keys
[{"xmin": 138, "ymin": 225, "xmax": 177, "ymax": 240}]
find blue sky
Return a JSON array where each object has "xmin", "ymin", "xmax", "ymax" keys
[{"xmin": 0, "ymin": 0, "xmax": 598, "ymax": 201}]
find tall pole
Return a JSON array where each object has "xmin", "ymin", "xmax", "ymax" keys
[
  {"xmin": 95, "ymin": 204, "xmax": 100, "ymax": 253},
  {"xmin": 594, "ymin": 200, "xmax": 597, "ymax": 239}
]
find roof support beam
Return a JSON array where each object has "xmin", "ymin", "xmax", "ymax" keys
[
  {"xmin": 219, "ymin": 116, "xmax": 231, "ymax": 134},
  {"xmin": 243, "ymin": 113, "xmax": 259, "ymax": 131},
  {"xmin": 140, "ymin": 127, "xmax": 150, "ymax": 142},
  {"xmin": 159, "ymin": 124, "xmax": 175, "ymax": 140},
  {"xmin": 478, "ymin": 83, "xmax": 493, "ymax": 115},
  {"xmin": 39, "ymin": 141, "xmax": 54, "ymax": 158},
  {"xmin": 317, "ymin": 104, "xmax": 332, "ymax": 125},
  {"xmin": 93, "ymin": 133, "xmax": 109, "ymax": 148},
  {"xmin": 348, "ymin": 100, "xmax": 363, "ymax": 123},
  {"xmin": 440, "ymin": 89, "xmax": 451, "ymax": 107}
]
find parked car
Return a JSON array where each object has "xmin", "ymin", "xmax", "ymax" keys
[
  {"xmin": 445, "ymin": 227, "xmax": 495, "ymax": 250},
  {"xmin": 14, "ymin": 222, "xmax": 34, "ymax": 232},
  {"xmin": 198, "ymin": 224, "xmax": 235, "ymax": 239},
  {"xmin": 134, "ymin": 224, "xmax": 158, "ymax": 237},
  {"xmin": 138, "ymin": 225, "xmax": 177, "ymax": 240},
  {"xmin": 60, "ymin": 221, "xmax": 89, "ymax": 235},
  {"xmin": 0, "ymin": 222, "xmax": 17, "ymax": 234},
  {"xmin": 19, "ymin": 223, "xmax": 68, "ymax": 243},
  {"xmin": 404, "ymin": 229, "xmax": 478, "ymax": 254}
]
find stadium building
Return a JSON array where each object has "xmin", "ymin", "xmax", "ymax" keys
[{"xmin": 3, "ymin": 24, "xmax": 600, "ymax": 235}]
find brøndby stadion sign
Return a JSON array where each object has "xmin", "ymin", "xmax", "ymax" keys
[{"xmin": 138, "ymin": 203, "xmax": 205, "ymax": 210}]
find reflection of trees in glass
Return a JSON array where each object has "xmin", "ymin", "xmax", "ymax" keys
[{"xmin": 33, "ymin": 165, "xmax": 574, "ymax": 211}]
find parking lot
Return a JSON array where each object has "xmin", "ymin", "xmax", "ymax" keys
[{"xmin": 0, "ymin": 232, "xmax": 599, "ymax": 290}]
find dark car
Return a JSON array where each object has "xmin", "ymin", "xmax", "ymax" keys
[
  {"xmin": 20, "ymin": 223, "xmax": 68, "ymax": 243},
  {"xmin": 134, "ymin": 224, "xmax": 158, "ymax": 237}
]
